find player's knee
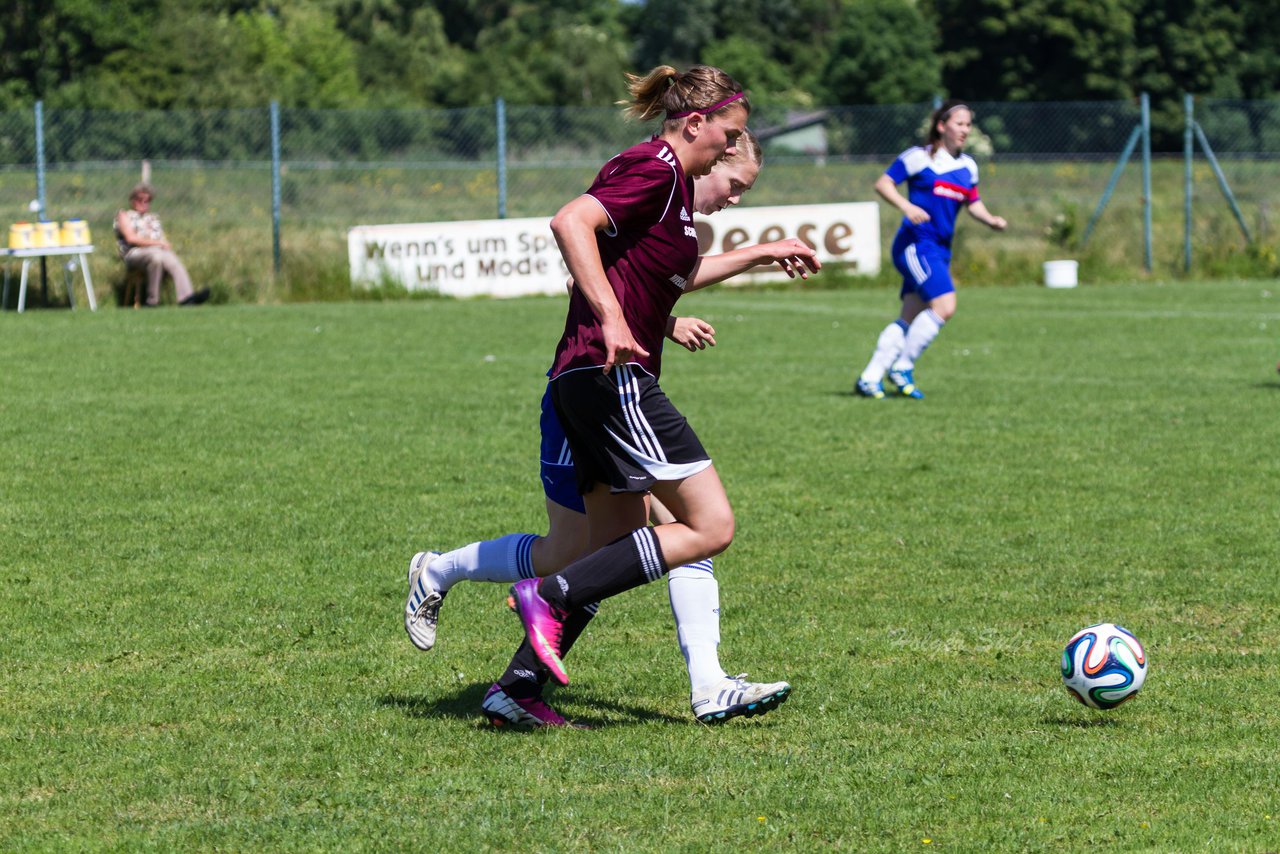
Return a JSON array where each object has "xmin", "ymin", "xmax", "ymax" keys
[
  {"xmin": 928, "ymin": 291, "xmax": 957, "ymax": 320},
  {"xmin": 698, "ymin": 509, "xmax": 735, "ymax": 557}
]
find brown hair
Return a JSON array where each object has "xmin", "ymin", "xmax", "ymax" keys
[
  {"xmin": 926, "ymin": 100, "xmax": 972, "ymax": 149},
  {"xmin": 129, "ymin": 182, "xmax": 154, "ymax": 202},
  {"xmin": 621, "ymin": 65, "xmax": 750, "ymax": 130}
]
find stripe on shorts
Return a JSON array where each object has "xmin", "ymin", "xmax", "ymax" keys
[
  {"xmin": 905, "ymin": 243, "xmax": 931, "ymax": 285},
  {"xmin": 615, "ymin": 365, "xmax": 666, "ymax": 462}
]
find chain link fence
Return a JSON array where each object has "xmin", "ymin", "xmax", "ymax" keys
[{"xmin": 1, "ymin": 97, "xmax": 1276, "ymax": 306}]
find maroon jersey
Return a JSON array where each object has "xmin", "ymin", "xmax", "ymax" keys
[{"xmin": 550, "ymin": 138, "xmax": 699, "ymax": 379}]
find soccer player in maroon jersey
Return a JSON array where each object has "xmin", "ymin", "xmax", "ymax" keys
[
  {"xmin": 488, "ymin": 64, "xmax": 820, "ymax": 724},
  {"xmin": 407, "ymin": 135, "xmax": 794, "ymax": 727}
]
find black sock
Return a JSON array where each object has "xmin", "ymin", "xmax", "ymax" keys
[
  {"xmin": 537, "ymin": 527, "xmax": 668, "ymax": 612},
  {"xmin": 495, "ymin": 527, "xmax": 666, "ymax": 699},
  {"xmin": 497, "ymin": 640, "xmax": 543, "ymax": 699},
  {"xmin": 558, "ymin": 602, "xmax": 598, "ymax": 659}
]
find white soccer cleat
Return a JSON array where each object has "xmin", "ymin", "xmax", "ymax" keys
[
  {"xmin": 404, "ymin": 551, "xmax": 444, "ymax": 651},
  {"xmin": 481, "ymin": 684, "xmax": 576, "ymax": 729},
  {"xmin": 691, "ymin": 673, "xmax": 791, "ymax": 724}
]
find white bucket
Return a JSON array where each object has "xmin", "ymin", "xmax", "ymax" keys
[{"xmin": 1044, "ymin": 259, "xmax": 1078, "ymax": 288}]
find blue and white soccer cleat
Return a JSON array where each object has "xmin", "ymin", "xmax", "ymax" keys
[
  {"xmin": 691, "ymin": 674, "xmax": 791, "ymax": 724},
  {"xmin": 854, "ymin": 378, "xmax": 886, "ymax": 399},
  {"xmin": 404, "ymin": 551, "xmax": 444, "ymax": 651},
  {"xmin": 886, "ymin": 367, "xmax": 924, "ymax": 399}
]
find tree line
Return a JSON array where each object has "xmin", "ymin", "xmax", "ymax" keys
[{"xmin": 3, "ymin": 0, "xmax": 1277, "ymax": 115}]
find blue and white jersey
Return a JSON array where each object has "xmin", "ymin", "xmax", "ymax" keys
[{"xmin": 884, "ymin": 146, "xmax": 980, "ymax": 248}]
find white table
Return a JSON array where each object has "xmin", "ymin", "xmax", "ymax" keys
[{"xmin": 2, "ymin": 245, "xmax": 97, "ymax": 312}]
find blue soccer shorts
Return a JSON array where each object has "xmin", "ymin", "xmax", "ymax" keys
[
  {"xmin": 892, "ymin": 232, "xmax": 954, "ymax": 302},
  {"xmin": 539, "ymin": 383, "xmax": 585, "ymax": 513}
]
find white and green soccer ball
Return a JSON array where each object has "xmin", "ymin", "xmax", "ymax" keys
[{"xmin": 1061, "ymin": 623, "xmax": 1147, "ymax": 710}]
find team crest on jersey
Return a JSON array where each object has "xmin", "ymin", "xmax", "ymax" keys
[{"xmin": 680, "ymin": 206, "xmax": 691, "ymax": 222}]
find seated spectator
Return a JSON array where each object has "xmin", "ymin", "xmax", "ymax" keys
[{"xmin": 115, "ymin": 183, "xmax": 210, "ymax": 307}]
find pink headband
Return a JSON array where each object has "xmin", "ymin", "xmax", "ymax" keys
[{"xmin": 667, "ymin": 91, "xmax": 745, "ymax": 120}]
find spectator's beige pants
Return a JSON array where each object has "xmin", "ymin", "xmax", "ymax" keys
[{"xmin": 124, "ymin": 246, "xmax": 193, "ymax": 305}]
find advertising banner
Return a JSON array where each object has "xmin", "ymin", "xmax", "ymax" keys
[{"xmin": 348, "ymin": 202, "xmax": 879, "ymax": 297}]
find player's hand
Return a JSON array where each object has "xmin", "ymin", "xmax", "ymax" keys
[
  {"xmin": 905, "ymin": 204, "xmax": 931, "ymax": 225},
  {"xmin": 601, "ymin": 318, "xmax": 649, "ymax": 374},
  {"xmin": 669, "ymin": 316, "xmax": 717, "ymax": 351},
  {"xmin": 761, "ymin": 238, "xmax": 822, "ymax": 280},
  {"xmin": 989, "ymin": 216, "xmax": 1008, "ymax": 231}
]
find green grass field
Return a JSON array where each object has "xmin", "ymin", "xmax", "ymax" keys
[{"xmin": 3, "ymin": 279, "xmax": 1279, "ymax": 851}]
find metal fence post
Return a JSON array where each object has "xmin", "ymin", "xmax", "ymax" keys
[
  {"xmin": 1184, "ymin": 94, "xmax": 1193, "ymax": 272},
  {"xmin": 1081, "ymin": 125, "xmax": 1142, "ymax": 247},
  {"xmin": 35, "ymin": 100, "xmax": 49, "ymax": 305},
  {"xmin": 271, "ymin": 101, "xmax": 282, "ymax": 276},
  {"xmin": 1192, "ymin": 121, "xmax": 1252, "ymax": 245},
  {"xmin": 1141, "ymin": 92, "xmax": 1152, "ymax": 272},
  {"xmin": 34, "ymin": 100, "xmax": 46, "ymax": 215},
  {"xmin": 496, "ymin": 97, "xmax": 507, "ymax": 219}
]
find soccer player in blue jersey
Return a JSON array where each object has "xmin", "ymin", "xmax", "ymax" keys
[{"xmin": 855, "ymin": 100, "xmax": 1008, "ymax": 399}]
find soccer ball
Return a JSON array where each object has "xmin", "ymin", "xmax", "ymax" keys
[{"xmin": 1061, "ymin": 623, "xmax": 1147, "ymax": 709}]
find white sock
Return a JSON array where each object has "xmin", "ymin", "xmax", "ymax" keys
[
  {"xmin": 860, "ymin": 319, "xmax": 907, "ymax": 384},
  {"xmin": 668, "ymin": 559, "xmax": 727, "ymax": 692},
  {"xmin": 427, "ymin": 532, "xmax": 537, "ymax": 593},
  {"xmin": 893, "ymin": 308, "xmax": 944, "ymax": 371}
]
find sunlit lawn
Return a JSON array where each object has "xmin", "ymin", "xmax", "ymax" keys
[{"xmin": 2, "ymin": 278, "xmax": 1279, "ymax": 850}]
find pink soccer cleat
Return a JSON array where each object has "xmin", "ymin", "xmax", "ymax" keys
[{"xmin": 509, "ymin": 578, "xmax": 569, "ymax": 686}]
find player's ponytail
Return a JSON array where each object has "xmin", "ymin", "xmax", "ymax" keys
[
  {"xmin": 622, "ymin": 65, "xmax": 750, "ymax": 130},
  {"xmin": 623, "ymin": 66, "xmax": 680, "ymax": 122}
]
